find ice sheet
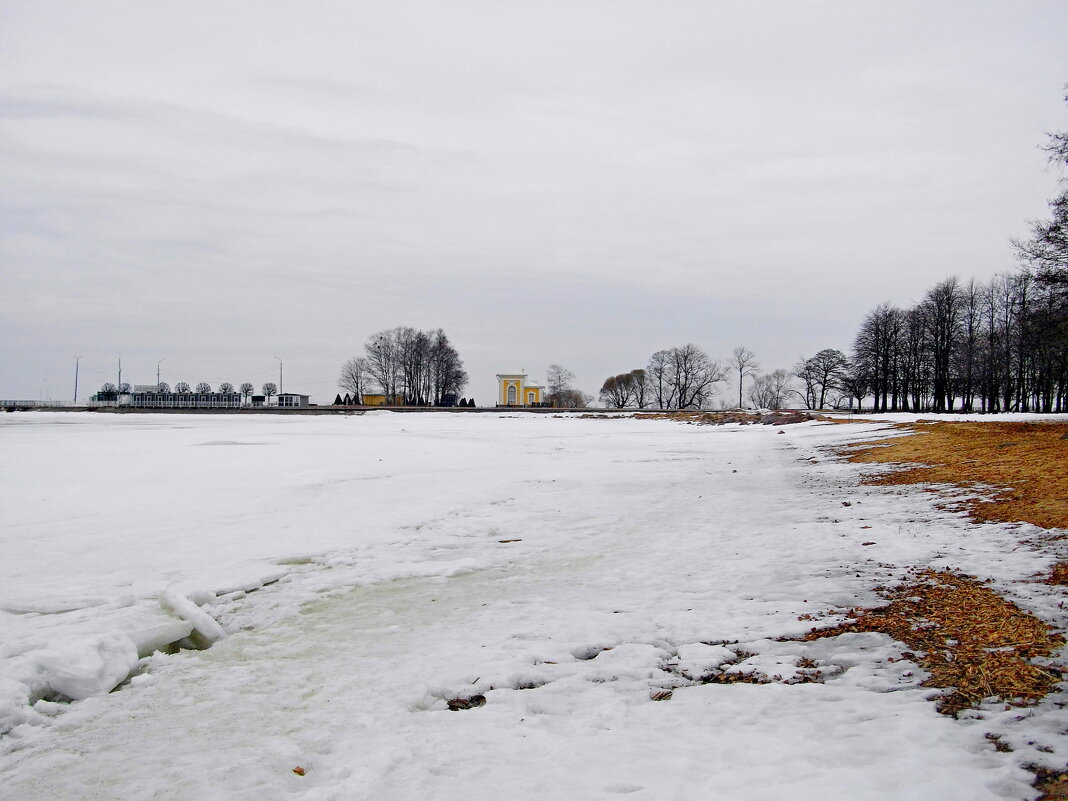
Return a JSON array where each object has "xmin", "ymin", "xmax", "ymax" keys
[{"xmin": 0, "ymin": 411, "xmax": 1064, "ymax": 800}]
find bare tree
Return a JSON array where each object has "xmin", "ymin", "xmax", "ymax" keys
[
  {"xmin": 839, "ymin": 366, "xmax": 869, "ymax": 411},
  {"xmin": 599, "ymin": 375, "xmax": 622, "ymax": 408},
  {"xmin": 156, "ymin": 381, "xmax": 171, "ymax": 394},
  {"xmin": 195, "ymin": 382, "xmax": 212, "ymax": 394},
  {"xmin": 428, "ymin": 329, "xmax": 467, "ymax": 404},
  {"xmin": 365, "ymin": 329, "xmax": 402, "ymax": 402},
  {"xmin": 795, "ymin": 349, "xmax": 849, "ymax": 409},
  {"xmin": 630, "ymin": 368, "xmax": 649, "ymax": 408},
  {"xmin": 599, "ymin": 373, "xmax": 632, "ymax": 408},
  {"xmin": 749, "ymin": 370, "xmax": 793, "ymax": 409},
  {"xmin": 923, "ymin": 277, "xmax": 963, "ymax": 411},
  {"xmin": 670, "ymin": 344, "xmax": 728, "ymax": 409},
  {"xmin": 1014, "ymin": 195, "xmax": 1068, "ymax": 287},
  {"xmin": 262, "ymin": 382, "xmax": 277, "ymax": 401},
  {"xmin": 730, "ymin": 347, "xmax": 760, "ymax": 409},
  {"xmin": 546, "ymin": 364, "xmax": 576, "ymax": 405},
  {"xmin": 598, "ymin": 368, "xmax": 649, "ymax": 409},
  {"xmin": 239, "ymin": 382, "xmax": 254, "ymax": 403},
  {"xmin": 541, "ymin": 364, "xmax": 585, "ymax": 407},
  {"xmin": 397, "ymin": 327, "xmax": 429, "ymax": 404},
  {"xmin": 1013, "ymin": 88, "xmax": 1068, "ymax": 288},
  {"xmin": 559, "ymin": 393, "xmax": 593, "ymax": 410},
  {"xmin": 338, "ymin": 357, "xmax": 368, "ymax": 404},
  {"xmin": 175, "ymin": 382, "xmax": 191, "ymax": 394},
  {"xmin": 219, "ymin": 382, "xmax": 235, "ymax": 395},
  {"xmin": 896, "ymin": 305, "xmax": 929, "ymax": 412},
  {"xmin": 954, "ymin": 278, "xmax": 983, "ymax": 411},
  {"xmin": 646, "ymin": 350, "xmax": 675, "ymax": 409},
  {"xmin": 545, "ymin": 364, "xmax": 589, "ymax": 407}
]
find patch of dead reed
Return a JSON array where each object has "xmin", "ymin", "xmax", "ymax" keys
[
  {"xmin": 805, "ymin": 569, "xmax": 1064, "ymax": 716},
  {"xmin": 844, "ymin": 421, "xmax": 1068, "ymax": 529}
]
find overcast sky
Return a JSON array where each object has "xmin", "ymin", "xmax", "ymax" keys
[{"xmin": 2, "ymin": 2, "xmax": 1067, "ymax": 405}]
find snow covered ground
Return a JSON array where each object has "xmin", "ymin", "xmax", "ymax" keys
[{"xmin": 0, "ymin": 411, "xmax": 1065, "ymax": 800}]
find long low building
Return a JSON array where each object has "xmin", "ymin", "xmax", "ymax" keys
[{"xmin": 93, "ymin": 391, "xmax": 244, "ymax": 409}]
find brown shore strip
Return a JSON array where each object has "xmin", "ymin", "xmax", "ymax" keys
[
  {"xmin": 804, "ymin": 569, "xmax": 1064, "ymax": 716},
  {"xmin": 804, "ymin": 567, "xmax": 1068, "ymax": 799},
  {"xmin": 844, "ymin": 420, "xmax": 1068, "ymax": 530},
  {"xmin": 830, "ymin": 420, "xmax": 1068, "ymax": 797}
]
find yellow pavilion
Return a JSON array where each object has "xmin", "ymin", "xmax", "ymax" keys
[{"xmin": 496, "ymin": 372, "xmax": 544, "ymax": 407}]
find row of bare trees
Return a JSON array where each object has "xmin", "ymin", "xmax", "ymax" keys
[
  {"xmin": 754, "ymin": 267, "xmax": 1066, "ymax": 414},
  {"xmin": 594, "ymin": 289, "xmax": 1064, "ymax": 413},
  {"xmin": 597, "ymin": 91, "xmax": 1068, "ymax": 414},
  {"xmin": 850, "ymin": 273, "xmax": 1067, "ymax": 412},
  {"xmin": 339, "ymin": 327, "xmax": 468, "ymax": 406},
  {"xmin": 848, "ymin": 91, "xmax": 1067, "ymax": 413},
  {"xmin": 599, "ymin": 345, "xmax": 730, "ymax": 409},
  {"xmin": 599, "ymin": 345, "xmax": 852, "ymax": 411},
  {"xmin": 762, "ymin": 90, "xmax": 1068, "ymax": 414},
  {"xmin": 593, "ymin": 277, "xmax": 1065, "ymax": 414}
]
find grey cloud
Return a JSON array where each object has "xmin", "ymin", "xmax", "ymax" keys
[{"xmin": 2, "ymin": 2, "xmax": 1067, "ymax": 403}]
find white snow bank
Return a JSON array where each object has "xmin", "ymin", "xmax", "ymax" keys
[{"xmin": 34, "ymin": 631, "xmax": 138, "ymax": 701}]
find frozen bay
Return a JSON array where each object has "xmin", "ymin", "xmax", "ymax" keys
[{"xmin": 1, "ymin": 411, "xmax": 1064, "ymax": 800}]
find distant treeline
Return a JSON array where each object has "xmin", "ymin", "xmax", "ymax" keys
[
  {"xmin": 850, "ymin": 89, "xmax": 1066, "ymax": 413},
  {"xmin": 601, "ymin": 89, "xmax": 1068, "ymax": 413},
  {"xmin": 850, "ymin": 274, "xmax": 1065, "ymax": 412},
  {"xmin": 595, "ymin": 266, "xmax": 1066, "ymax": 414}
]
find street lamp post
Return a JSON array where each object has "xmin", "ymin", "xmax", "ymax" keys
[
  {"xmin": 157, "ymin": 359, "xmax": 165, "ymax": 390},
  {"xmin": 274, "ymin": 356, "xmax": 282, "ymax": 399},
  {"xmin": 74, "ymin": 356, "xmax": 82, "ymax": 403}
]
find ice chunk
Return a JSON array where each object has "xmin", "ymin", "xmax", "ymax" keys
[
  {"xmin": 185, "ymin": 588, "xmax": 217, "ymax": 607},
  {"xmin": 130, "ymin": 619, "xmax": 195, "ymax": 658},
  {"xmin": 0, "ymin": 676, "xmax": 34, "ymax": 733},
  {"xmin": 35, "ymin": 630, "xmax": 138, "ymax": 700},
  {"xmin": 159, "ymin": 589, "xmax": 226, "ymax": 648}
]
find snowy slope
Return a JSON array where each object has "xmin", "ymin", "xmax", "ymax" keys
[{"xmin": 0, "ymin": 412, "xmax": 1064, "ymax": 800}]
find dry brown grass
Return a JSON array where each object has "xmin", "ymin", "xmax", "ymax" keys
[
  {"xmin": 1035, "ymin": 770, "xmax": 1068, "ymax": 800},
  {"xmin": 805, "ymin": 569, "xmax": 1065, "ymax": 716},
  {"xmin": 631, "ymin": 410, "xmax": 763, "ymax": 424},
  {"xmin": 630, "ymin": 410, "xmax": 822, "ymax": 426},
  {"xmin": 1048, "ymin": 563, "xmax": 1068, "ymax": 585},
  {"xmin": 830, "ymin": 421, "xmax": 1067, "ymax": 797},
  {"xmin": 845, "ymin": 421, "xmax": 1068, "ymax": 529}
]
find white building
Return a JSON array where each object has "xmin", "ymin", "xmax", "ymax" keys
[{"xmin": 277, "ymin": 393, "xmax": 310, "ymax": 408}]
